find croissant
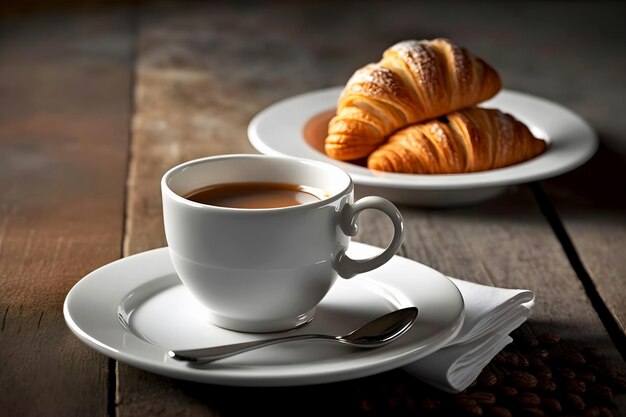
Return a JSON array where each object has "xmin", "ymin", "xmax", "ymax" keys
[
  {"xmin": 367, "ymin": 107, "xmax": 547, "ymax": 174},
  {"xmin": 325, "ymin": 38, "xmax": 502, "ymax": 161}
]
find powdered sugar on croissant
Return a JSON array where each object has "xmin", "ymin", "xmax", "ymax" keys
[{"xmin": 325, "ymin": 39, "xmax": 502, "ymax": 161}]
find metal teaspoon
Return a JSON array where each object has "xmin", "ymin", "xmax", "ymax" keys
[{"xmin": 168, "ymin": 307, "xmax": 418, "ymax": 363}]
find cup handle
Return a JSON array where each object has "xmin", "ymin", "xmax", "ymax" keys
[{"xmin": 335, "ymin": 196, "xmax": 404, "ymax": 279}]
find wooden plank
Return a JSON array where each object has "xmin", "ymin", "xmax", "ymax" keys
[
  {"xmin": 119, "ymin": 2, "xmax": 625, "ymax": 416},
  {"xmin": 541, "ymin": 125, "xmax": 626, "ymax": 340},
  {"xmin": 0, "ymin": 8, "xmax": 133, "ymax": 417},
  {"xmin": 472, "ymin": 0, "xmax": 626, "ymax": 341}
]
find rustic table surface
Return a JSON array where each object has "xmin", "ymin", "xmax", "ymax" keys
[{"xmin": 1, "ymin": 2, "xmax": 624, "ymax": 416}]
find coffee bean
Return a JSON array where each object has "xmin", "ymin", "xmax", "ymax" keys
[
  {"xmin": 564, "ymin": 393, "xmax": 586, "ymax": 412},
  {"xmin": 587, "ymin": 363, "xmax": 606, "ymax": 377},
  {"xmin": 510, "ymin": 371, "xmax": 538, "ymax": 389},
  {"xmin": 541, "ymin": 398, "xmax": 562, "ymax": 413},
  {"xmin": 478, "ymin": 369, "xmax": 499, "ymax": 387},
  {"xmin": 485, "ymin": 405, "xmax": 512, "ymax": 417},
  {"xmin": 516, "ymin": 392, "xmax": 541, "ymax": 407},
  {"xmin": 598, "ymin": 406, "xmax": 614, "ymax": 417},
  {"xmin": 531, "ymin": 349, "xmax": 550, "ymax": 360},
  {"xmin": 498, "ymin": 386, "xmax": 518, "ymax": 398},
  {"xmin": 588, "ymin": 384, "xmax": 613, "ymax": 404},
  {"xmin": 537, "ymin": 333, "xmax": 560, "ymax": 345},
  {"xmin": 536, "ymin": 379, "xmax": 557, "ymax": 393},
  {"xmin": 520, "ymin": 407, "xmax": 545, "ymax": 417},
  {"xmin": 558, "ymin": 367, "xmax": 576, "ymax": 380},
  {"xmin": 583, "ymin": 406, "xmax": 601, "ymax": 417},
  {"xmin": 535, "ymin": 370, "xmax": 553, "ymax": 382},
  {"xmin": 464, "ymin": 404, "xmax": 484, "ymax": 416},
  {"xmin": 493, "ymin": 352, "xmax": 507, "ymax": 364},
  {"xmin": 580, "ymin": 371, "xmax": 597, "ymax": 384},
  {"xmin": 469, "ymin": 392, "xmax": 496, "ymax": 405},
  {"xmin": 563, "ymin": 351, "xmax": 586, "ymax": 367},
  {"xmin": 503, "ymin": 352, "xmax": 520, "ymax": 367},
  {"xmin": 582, "ymin": 347, "xmax": 604, "ymax": 362},
  {"xmin": 454, "ymin": 394, "xmax": 478, "ymax": 408},
  {"xmin": 529, "ymin": 356, "xmax": 545, "ymax": 369},
  {"xmin": 518, "ymin": 355, "xmax": 530, "ymax": 368},
  {"xmin": 563, "ymin": 379, "xmax": 586, "ymax": 394}
]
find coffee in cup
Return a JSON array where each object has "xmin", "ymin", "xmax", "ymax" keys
[{"xmin": 183, "ymin": 182, "xmax": 327, "ymax": 209}]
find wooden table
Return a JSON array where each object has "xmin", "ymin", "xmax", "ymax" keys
[{"xmin": 1, "ymin": 2, "xmax": 624, "ymax": 416}]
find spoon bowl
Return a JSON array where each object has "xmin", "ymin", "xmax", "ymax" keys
[
  {"xmin": 339, "ymin": 307, "xmax": 418, "ymax": 346},
  {"xmin": 169, "ymin": 307, "xmax": 418, "ymax": 363}
]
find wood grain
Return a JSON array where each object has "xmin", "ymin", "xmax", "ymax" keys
[
  {"xmin": 462, "ymin": 0, "xmax": 626, "ymax": 341},
  {"xmin": 117, "ymin": 2, "xmax": 625, "ymax": 416},
  {"xmin": 541, "ymin": 139, "xmax": 626, "ymax": 341},
  {"xmin": 0, "ymin": 8, "xmax": 133, "ymax": 417}
]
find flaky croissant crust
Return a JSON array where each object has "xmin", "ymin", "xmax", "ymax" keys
[
  {"xmin": 367, "ymin": 107, "xmax": 547, "ymax": 174},
  {"xmin": 325, "ymin": 39, "xmax": 502, "ymax": 161}
]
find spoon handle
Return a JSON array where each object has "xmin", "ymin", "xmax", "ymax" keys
[{"xmin": 169, "ymin": 333, "xmax": 333, "ymax": 363}]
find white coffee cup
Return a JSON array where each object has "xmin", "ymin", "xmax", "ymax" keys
[{"xmin": 161, "ymin": 154, "xmax": 404, "ymax": 332}]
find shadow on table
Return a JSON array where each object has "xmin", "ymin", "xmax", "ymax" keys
[
  {"xmin": 170, "ymin": 367, "xmax": 429, "ymax": 416},
  {"xmin": 392, "ymin": 131, "xmax": 626, "ymax": 220},
  {"xmin": 540, "ymin": 132, "xmax": 626, "ymax": 215}
]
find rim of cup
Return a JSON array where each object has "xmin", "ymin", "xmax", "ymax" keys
[{"xmin": 161, "ymin": 154, "xmax": 354, "ymax": 213}]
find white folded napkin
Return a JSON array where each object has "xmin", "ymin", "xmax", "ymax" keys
[{"xmin": 403, "ymin": 278, "xmax": 535, "ymax": 393}]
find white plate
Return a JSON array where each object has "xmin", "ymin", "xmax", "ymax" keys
[
  {"xmin": 248, "ymin": 88, "xmax": 597, "ymax": 206},
  {"xmin": 64, "ymin": 243, "xmax": 464, "ymax": 387}
]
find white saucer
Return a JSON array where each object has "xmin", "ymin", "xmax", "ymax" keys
[
  {"xmin": 64, "ymin": 243, "xmax": 464, "ymax": 387},
  {"xmin": 248, "ymin": 87, "xmax": 597, "ymax": 206}
]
